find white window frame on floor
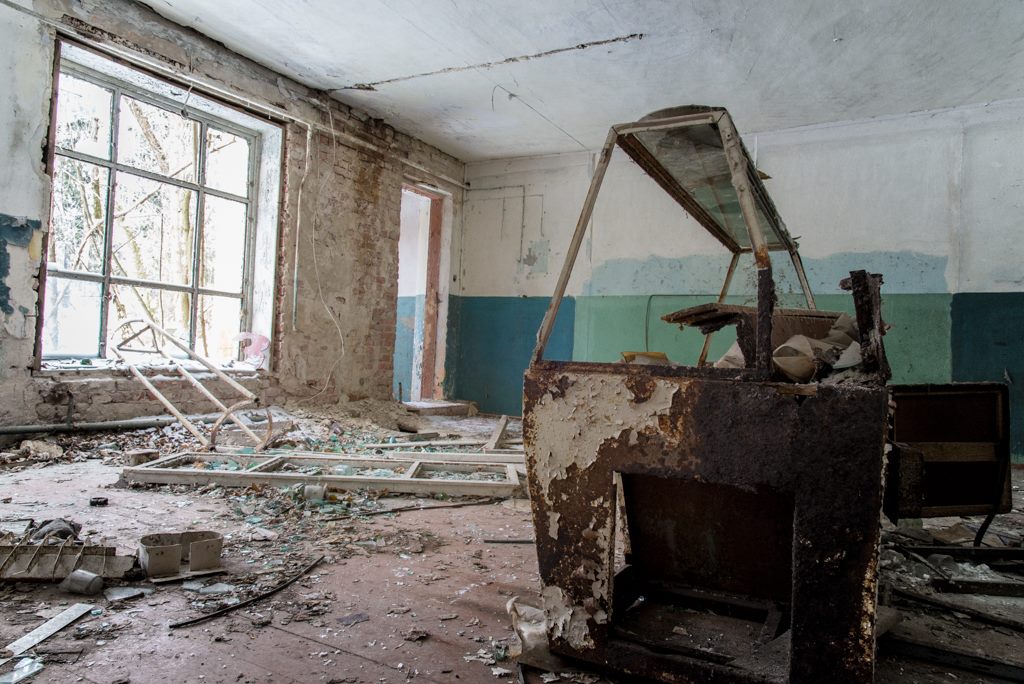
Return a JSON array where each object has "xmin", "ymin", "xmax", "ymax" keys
[{"xmin": 42, "ymin": 46, "xmax": 265, "ymax": 362}]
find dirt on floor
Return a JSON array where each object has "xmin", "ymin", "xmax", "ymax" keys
[{"xmin": 0, "ymin": 405, "xmax": 1021, "ymax": 683}]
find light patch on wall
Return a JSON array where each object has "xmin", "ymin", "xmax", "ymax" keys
[
  {"xmin": 522, "ymin": 239, "xmax": 549, "ymax": 275},
  {"xmin": 0, "ymin": 213, "xmax": 41, "ymax": 316},
  {"xmin": 583, "ymin": 250, "xmax": 949, "ymax": 297}
]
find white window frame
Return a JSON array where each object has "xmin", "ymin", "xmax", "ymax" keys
[{"xmin": 41, "ymin": 42, "xmax": 278, "ymax": 364}]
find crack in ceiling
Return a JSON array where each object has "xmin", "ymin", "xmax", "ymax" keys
[{"xmin": 337, "ymin": 31, "xmax": 645, "ymax": 91}]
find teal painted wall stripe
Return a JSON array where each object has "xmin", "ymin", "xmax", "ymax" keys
[
  {"xmin": 445, "ymin": 290, "xmax": 1024, "ymax": 462},
  {"xmin": 583, "ymin": 251, "xmax": 950, "ymax": 297},
  {"xmin": 573, "ymin": 293, "xmax": 952, "ymax": 384},
  {"xmin": 392, "ymin": 295, "xmax": 423, "ymax": 401},
  {"xmin": 952, "ymin": 293, "xmax": 1024, "ymax": 462},
  {"xmin": 447, "ymin": 296, "xmax": 575, "ymax": 416}
]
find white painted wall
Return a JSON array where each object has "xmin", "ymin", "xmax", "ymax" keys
[
  {"xmin": 397, "ymin": 190, "xmax": 431, "ymax": 297},
  {"xmin": 0, "ymin": 2, "xmax": 53, "ymax": 374},
  {"xmin": 460, "ymin": 100, "xmax": 1024, "ymax": 298},
  {"xmin": 460, "ymin": 153, "xmax": 593, "ymax": 298}
]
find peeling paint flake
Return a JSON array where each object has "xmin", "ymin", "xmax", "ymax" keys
[{"xmin": 532, "ymin": 373, "xmax": 679, "ymax": 484}]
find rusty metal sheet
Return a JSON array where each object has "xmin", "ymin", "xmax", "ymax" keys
[{"xmin": 523, "ymin": 363, "xmax": 888, "ymax": 683}]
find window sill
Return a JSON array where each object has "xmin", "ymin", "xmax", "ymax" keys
[{"xmin": 34, "ymin": 359, "xmax": 266, "ymax": 379}]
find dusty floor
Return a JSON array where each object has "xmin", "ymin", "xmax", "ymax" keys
[
  {"xmin": 2, "ymin": 460, "xmax": 539, "ymax": 683},
  {"xmin": 0, "ymin": 409, "xmax": 1022, "ymax": 683}
]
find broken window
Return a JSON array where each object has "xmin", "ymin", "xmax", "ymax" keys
[{"xmin": 42, "ymin": 47, "xmax": 271, "ymax": 365}]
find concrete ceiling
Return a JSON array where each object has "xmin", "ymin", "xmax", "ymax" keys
[{"xmin": 137, "ymin": 0, "xmax": 1024, "ymax": 161}]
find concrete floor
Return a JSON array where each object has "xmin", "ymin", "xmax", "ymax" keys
[
  {"xmin": 1, "ymin": 460, "xmax": 538, "ymax": 683},
  {"xmin": 1, "ymin": 459, "xmax": 1020, "ymax": 683}
]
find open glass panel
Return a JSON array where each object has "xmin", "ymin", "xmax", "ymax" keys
[{"xmin": 631, "ymin": 124, "xmax": 788, "ymax": 251}]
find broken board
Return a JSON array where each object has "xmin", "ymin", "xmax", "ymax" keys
[
  {"xmin": 402, "ymin": 400, "xmax": 474, "ymax": 416},
  {"xmin": 221, "ymin": 447, "xmax": 525, "ymax": 465},
  {"xmin": 122, "ymin": 452, "xmax": 520, "ymax": 497},
  {"xmin": 0, "ymin": 542, "xmax": 135, "ymax": 581},
  {"xmin": 0, "ymin": 603, "xmax": 94, "ymax": 668}
]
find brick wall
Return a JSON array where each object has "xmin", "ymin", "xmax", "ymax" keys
[
  {"xmin": 26, "ymin": 370, "xmax": 283, "ymax": 424},
  {"xmin": 0, "ymin": 0, "xmax": 465, "ymax": 428}
]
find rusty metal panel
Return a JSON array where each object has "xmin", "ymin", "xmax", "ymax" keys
[{"xmin": 523, "ymin": 364, "xmax": 888, "ymax": 683}]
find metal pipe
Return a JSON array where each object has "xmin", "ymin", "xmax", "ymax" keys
[{"xmin": 0, "ymin": 414, "xmax": 229, "ymax": 436}]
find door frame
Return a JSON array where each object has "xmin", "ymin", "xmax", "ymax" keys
[{"xmin": 401, "ymin": 184, "xmax": 446, "ymax": 400}]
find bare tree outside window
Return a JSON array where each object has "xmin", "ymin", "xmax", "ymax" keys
[{"xmin": 43, "ymin": 64, "xmax": 258, "ymax": 365}]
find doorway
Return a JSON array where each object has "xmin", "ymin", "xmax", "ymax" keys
[{"xmin": 393, "ymin": 185, "xmax": 445, "ymax": 402}]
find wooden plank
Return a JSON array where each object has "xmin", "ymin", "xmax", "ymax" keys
[
  {"xmin": 122, "ymin": 461, "xmax": 518, "ymax": 497},
  {"xmin": 250, "ymin": 456, "xmax": 286, "ymax": 472},
  {"xmin": 356, "ymin": 439, "xmax": 522, "ymax": 450},
  {"xmin": 402, "ymin": 400, "xmax": 473, "ymax": 416},
  {"xmin": 883, "ymin": 633, "xmax": 1024, "ymax": 680},
  {"xmin": 934, "ymin": 577, "xmax": 1024, "ymax": 597},
  {"xmin": 484, "ymin": 415, "xmax": 510, "ymax": 451},
  {"xmin": 267, "ymin": 450, "xmax": 524, "ymax": 464},
  {"xmin": 905, "ymin": 442, "xmax": 998, "ymax": 463},
  {"xmin": 140, "ymin": 452, "xmax": 192, "ymax": 469},
  {"xmin": 0, "ymin": 603, "xmax": 94, "ymax": 668},
  {"xmin": 899, "ymin": 546, "xmax": 1024, "ymax": 562},
  {"xmin": 161, "ymin": 449, "xmax": 524, "ymax": 466},
  {"xmin": 505, "ymin": 464, "xmax": 520, "ymax": 488},
  {"xmin": 396, "ymin": 451, "xmax": 522, "ymax": 463},
  {"xmin": 892, "ymin": 587, "xmax": 1024, "ymax": 633},
  {"xmin": 149, "ymin": 567, "xmax": 226, "ymax": 584},
  {"xmin": 919, "ymin": 504, "xmax": 1002, "ymax": 517},
  {"xmin": 419, "ymin": 194, "xmax": 444, "ymax": 399}
]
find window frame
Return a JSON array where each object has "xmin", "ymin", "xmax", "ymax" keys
[{"xmin": 41, "ymin": 55, "xmax": 262, "ymax": 362}]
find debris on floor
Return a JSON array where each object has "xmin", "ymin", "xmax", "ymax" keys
[
  {"xmin": 0, "ymin": 518, "xmax": 136, "ymax": 581},
  {"xmin": 2, "ymin": 402, "xmax": 1018, "ymax": 683}
]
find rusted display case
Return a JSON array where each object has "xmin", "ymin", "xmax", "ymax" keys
[{"xmin": 523, "ymin": 107, "xmax": 893, "ymax": 683}]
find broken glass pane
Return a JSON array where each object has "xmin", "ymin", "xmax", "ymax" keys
[
  {"xmin": 205, "ymin": 127, "xmax": 250, "ymax": 197},
  {"xmin": 117, "ymin": 96, "xmax": 199, "ymax": 183},
  {"xmin": 196, "ymin": 295, "xmax": 242, "ymax": 362},
  {"xmin": 635, "ymin": 125, "xmax": 786, "ymax": 250},
  {"xmin": 55, "ymin": 72, "xmax": 112, "ymax": 159},
  {"xmin": 49, "ymin": 157, "xmax": 108, "ymax": 274},
  {"xmin": 201, "ymin": 195, "xmax": 246, "ymax": 293},
  {"xmin": 42, "ymin": 278, "xmax": 102, "ymax": 357},
  {"xmin": 111, "ymin": 172, "xmax": 197, "ymax": 286}
]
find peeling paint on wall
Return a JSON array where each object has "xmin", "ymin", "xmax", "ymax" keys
[{"xmin": 0, "ymin": 214, "xmax": 41, "ymax": 316}]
